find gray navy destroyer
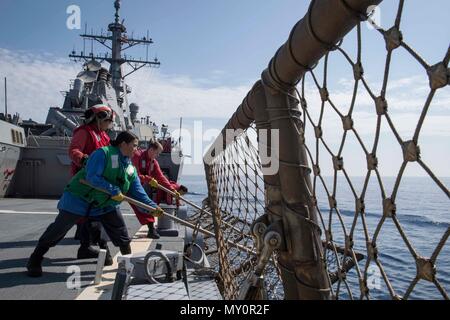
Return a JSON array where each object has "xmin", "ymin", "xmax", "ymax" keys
[
  {"xmin": 0, "ymin": 0, "xmax": 220, "ymax": 301},
  {"xmin": 2, "ymin": 0, "xmax": 182, "ymax": 199}
]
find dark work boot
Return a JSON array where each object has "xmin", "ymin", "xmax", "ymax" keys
[
  {"xmin": 147, "ymin": 223, "xmax": 160, "ymax": 239},
  {"xmin": 120, "ymin": 243, "xmax": 132, "ymax": 255},
  {"xmin": 104, "ymin": 250, "xmax": 113, "ymax": 266},
  {"xmin": 26, "ymin": 246, "xmax": 48, "ymax": 277},
  {"xmin": 77, "ymin": 245, "xmax": 100, "ymax": 259}
]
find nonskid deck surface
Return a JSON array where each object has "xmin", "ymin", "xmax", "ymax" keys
[{"xmin": 0, "ymin": 199, "xmax": 142, "ymax": 300}]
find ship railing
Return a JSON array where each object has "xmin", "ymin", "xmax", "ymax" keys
[{"xmin": 26, "ymin": 128, "xmax": 40, "ymax": 148}]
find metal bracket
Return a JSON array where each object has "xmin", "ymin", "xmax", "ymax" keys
[
  {"xmin": 356, "ymin": 198, "xmax": 365, "ymax": 214},
  {"xmin": 366, "ymin": 241, "xmax": 378, "ymax": 260},
  {"xmin": 319, "ymin": 87, "xmax": 329, "ymax": 102},
  {"xmin": 416, "ymin": 257, "xmax": 436, "ymax": 282},
  {"xmin": 252, "ymin": 221, "xmax": 268, "ymax": 255},
  {"xmin": 325, "ymin": 229, "xmax": 333, "ymax": 243},
  {"xmin": 359, "ymin": 278, "xmax": 369, "ymax": 297},
  {"xmin": 383, "ymin": 198, "xmax": 396, "ymax": 218},
  {"xmin": 314, "ymin": 126, "xmax": 323, "ymax": 139},
  {"xmin": 313, "ymin": 164, "xmax": 321, "ymax": 176},
  {"xmin": 310, "ymin": 195, "xmax": 318, "ymax": 208},
  {"xmin": 353, "ymin": 62, "xmax": 364, "ymax": 80},
  {"xmin": 366, "ymin": 153, "xmax": 378, "ymax": 170},
  {"xmin": 345, "ymin": 235, "xmax": 354, "ymax": 254},
  {"xmin": 342, "ymin": 115, "xmax": 354, "ymax": 131},
  {"xmin": 300, "ymin": 97, "xmax": 308, "ymax": 109},
  {"xmin": 237, "ymin": 225, "xmax": 283, "ymax": 300},
  {"xmin": 328, "ymin": 195, "xmax": 337, "ymax": 209},
  {"xmin": 402, "ymin": 140, "xmax": 420, "ymax": 162},
  {"xmin": 254, "ymin": 230, "xmax": 283, "ymax": 276},
  {"xmin": 383, "ymin": 27, "xmax": 403, "ymax": 51},
  {"xmin": 375, "ymin": 96, "xmax": 388, "ymax": 116},
  {"xmin": 427, "ymin": 62, "xmax": 449, "ymax": 90},
  {"xmin": 332, "ymin": 156, "xmax": 344, "ymax": 171}
]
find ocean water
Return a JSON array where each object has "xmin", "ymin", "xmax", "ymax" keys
[{"xmin": 178, "ymin": 175, "xmax": 450, "ymax": 300}]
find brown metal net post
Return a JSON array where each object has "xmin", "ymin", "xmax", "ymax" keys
[{"xmin": 260, "ymin": 80, "xmax": 331, "ymax": 299}]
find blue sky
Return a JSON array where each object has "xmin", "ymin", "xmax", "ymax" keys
[
  {"xmin": 0, "ymin": 0, "xmax": 449, "ymax": 177},
  {"xmin": 1, "ymin": 0, "xmax": 448, "ymax": 84},
  {"xmin": 0, "ymin": 0, "xmax": 307, "ymax": 85}
]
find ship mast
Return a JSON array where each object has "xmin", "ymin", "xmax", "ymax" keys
[
  {"xmin": 4, "ymin": 77, "xmax": 7, "ymax": 117},
  {"xmin": 69, "ymin": 0, "xmax": 160, "ymax": 128}
]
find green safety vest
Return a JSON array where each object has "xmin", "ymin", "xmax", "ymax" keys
[{"xmin": 65, "ymin": 146, "xmax": 137, "ymax": 208}]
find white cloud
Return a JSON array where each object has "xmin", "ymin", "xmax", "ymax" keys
[
  {"xmin": 0, "ymin": 48, "xmax": 79, "ymax": 121},
  {"xmin": 299, "ymin": 74, "xmax": 450, "ymax": 177},
  {"xmin": 0, "ymin": 48, "xmax": 250, "ymax": 126},
  {"xmin": 1, "ymin": 47, "xmax": 447, "ymax": 133},
  {"xmin": 0, "ymin": 48, "xmax": 450, "ymax": 175},
  {"xmin": 0, "ymin": 47, "xmax": 448, "ymax": 177},
  {"xmin": 126, "ymin": 70, "xmax": 249, "ymax": 124},
  {"xmin": 302, "ymin": 74, "xmax": 450, "ymax": 140}
]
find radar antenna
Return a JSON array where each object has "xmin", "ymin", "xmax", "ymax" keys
[{"xmin": 69, "ymin": 0, "xmax": 161, "ymax": 128}]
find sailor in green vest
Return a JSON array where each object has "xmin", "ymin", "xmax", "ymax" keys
[{"xmin": 26, "ymin": 131, "xmax": 163, "ymax": 277}]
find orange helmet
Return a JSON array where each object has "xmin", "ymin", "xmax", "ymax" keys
[
  {"xmin": 91, "ymin": 104, "xmax": 115, "ymax": 121},
  {"xmin": 84, "ymin": 104, "xmax": 115, "ymax": 123}
]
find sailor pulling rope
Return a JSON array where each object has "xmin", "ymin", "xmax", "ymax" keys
[{"xmin": 80, "ymin": 179, "xmax": 256, "ymax": 255}]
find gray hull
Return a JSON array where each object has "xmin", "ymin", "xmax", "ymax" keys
[
  {"xmin": 8, "ymin": 136, "xmax": 184, "ymax": 198},
  {"xmin": 0, "ymin": 143, "xmax": 21, "ymax": 198},
  {"xmin": 158, "ymin": 150, "xmax": 184, "ymax": 182},
  {"xmin": 0, "ymin": 119, "xmax": 26, "ymax": 198},
  {"xmin": 8, "ymin": 136, "xmax": 71, "ymax": 198}
]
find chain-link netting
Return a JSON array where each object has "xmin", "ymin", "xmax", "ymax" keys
[
  {"xmin": 190, "ymin": 127, "xmax": 284, "ymax": 300},
  {"xmin": 296, "ymin": 0, "xmax": 449, "ymax": 299},
  {"xmin": 201, "ymin": 0, "xmax": 449, "ymax": 300}
]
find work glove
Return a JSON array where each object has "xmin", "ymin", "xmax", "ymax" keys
[
  {"xmin": 151, "ymin": 207, "xmax": 164, "ymax": 218},
  {"xmin": 172, "ymin": 190, "xmax": 181, "ymax": 199},
  {"xmin": 80, "ymin": 155, "xmax": 89, "ymax": 167},
  {"xmin": 178, "ymin": 185, "xmax": 188, "ymax": 195},
  {"xmin": 149, "ymin": 178, "xmax": 159, "ymax": 189},
  {"xmin": 111, "ymin": 192, "xmax": 125, "ymax": 202}
]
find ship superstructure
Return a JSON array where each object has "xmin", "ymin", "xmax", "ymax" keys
[{"xmin": 4, "ymin": 0, "xmax": 183, "ymax": 198}]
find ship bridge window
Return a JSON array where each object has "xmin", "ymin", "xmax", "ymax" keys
[
  {"xmin": 11, "ymin": 129, "xmax": 16, "ymax": 144},
  {"xmin": 11, "ymin": 129, "xmax": 22, "ymax": 145}
]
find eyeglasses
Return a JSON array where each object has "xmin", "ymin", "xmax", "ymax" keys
[{"xmin": 97, "ymin": 110, "xmax": 114, "ymax": 120}]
